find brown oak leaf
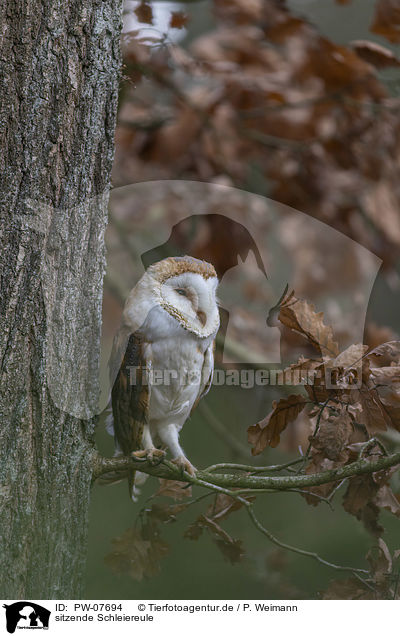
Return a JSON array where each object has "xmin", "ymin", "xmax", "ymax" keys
[
  {"xmin": 343, "ymin": 445, "xmax": 400, "ymax": 536},
  {"xmin": 156, "ymin": 479, "xmax": 192, "ymax": 500},
  {"xmin": 354, "ymin": 384, "xmax": 390, "ymax": 435},
  {"xmin": 371, "ymin": 0, "xmax": 400, "ymax": 42},
  {"xmin": 206, "ymin": 493, "xmax": 254, "ymax": 522},
  {"xmin": 302, "ymin": 452, "xmax": 338, "ymax": 505},
  {"xmin": 310, "ymin": 407, "xmax": 354, "ymax": 462},
  {"xmin": 248, "ymin": 394, "xmax": 306, "ymax": 453},
  {"xmin": 323, "ymin": 577, "xmax": 373, "ymax": 599},
  {"xmin": 184, "ymin": 514, "xmax": 245, "ymax": 564},
  {"xmin": 352, "ymin": 40, "xmax": 400, "ymax": 68},
  {"xmin": 147, "ymin": 502, "xmax": 189, "ymax": 523},
  {"xmin": 367, "ymin": 538, "xmax": 393, "ymax": 594},
  {"xmin": 278, "ymin": 295, "xmax": 339, "ymax": 357},
  {"xmin": 104, "ymin": 524, "xmax": 169, "ymax": 581}
]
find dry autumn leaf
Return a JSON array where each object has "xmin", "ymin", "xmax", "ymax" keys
[
  {"xmin": 280, "ymin": 357, "xmax": 323, "ymax": 386},
  {"xmin": 184, "ymin": 514, "xmax": 245, "ymax": 564},
  {"xmin": 248, "ymin": 393, "xmax": 306, "ymax": 453},
  {"xmin": 302, "ymin": 452, "xmax": 338, "ymax": 505},
  {"xmin": 206, "ymin": 493, "xmax": 254, "ymax": 522},
  {"xmin": 147, "ymin": 502, "xmax": 189, "ymax": 523},
  {"xmin": 371, "ymin": 0, "xmax": 400, "ymax": 42},
  {"xmin": 374, "ymin": 484, "xmax": 400, "ymax": 518},
  {"xmin": 278, "ymin": 295, "xmax": 339, "ymax": 357},
  {"xmin": 379, "ymin": 402, "xmax": 400, "ymax": 431},
  {"xmin": 184, "ymin": 519, "xmax": 204, "ymax": 541},
  {"xmin": 104, "ymin": 525, "xmax": 169, "ymax": 581},
  {"xmin": 156, "ymin": 479, "xmax": 192, "ymax": 500},
  {"xmin": 331, "ymin": 343, "xmax": 368, "ymax": 369},
  {"xmin": 303, "ymin": 363, "xmax": 331, "ymax": 404},
  {"xmin": 368, "ymin": 341, "xmax": 400, "ymax": 367},
  {"xmin": 370, "ymin": 366, "xmax": 400, "ymax": 384},
  {"xmin": 343, "ymin": 444, "xmax": 400, "ymax": 537},
  {"xmin": 367, "ymin": 538, "xmax": 393, "ymax": 592},
  {"xmin": 363, "ymin": 181, "xmax": 400, "ymax": 246},
  {"xmin": 370, "ymin": 365, "xmax": 400, "ymax": 414},
  {"xmin": 215, "ymin": 537, "xmax": 245, "ymax": 564},
  {"xmin": 353, "ymin": 383, "xmax": 390, "ymax": 435},
  {"xmin": 323, "ymin": 577, "xmax": 373, "ymax": 600},
  {"xmin": 351, "ymin": 40, "xmax": 400, "ymax": 68},
  {"xmin": 310, "ymin": 407, "xmax": 354, "ymax": 462}
]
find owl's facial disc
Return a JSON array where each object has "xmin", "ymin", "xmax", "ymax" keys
[{"xmin": 159, "ymin": 272, "xmax": 219, "ymax": 336}]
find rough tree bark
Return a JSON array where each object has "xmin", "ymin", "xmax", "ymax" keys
[{"xmin": 0, "ymin": 1, "xmax": 122, "ymax": 597}]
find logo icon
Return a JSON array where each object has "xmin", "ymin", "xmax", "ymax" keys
[{"xmin": 3, "ymin": 603, "xmax": 50, "ymax": 634}]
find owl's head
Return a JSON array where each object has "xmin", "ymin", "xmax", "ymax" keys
[{"xmin": 148, "ymin": 256, "xmax": 220, "ymax": 337}]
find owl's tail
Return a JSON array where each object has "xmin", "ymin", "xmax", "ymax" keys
[
  {"xmin": 101, "ymin": 410, "xmax": 149, "ymax": 501},
  {"xmin": 97, "ymin": 468, "xmax": 148, "ymax": 502}
]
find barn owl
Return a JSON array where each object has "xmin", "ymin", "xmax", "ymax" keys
[{"xmin": 106, "ymin": 256, "xmax": 220, "ymax": 500}]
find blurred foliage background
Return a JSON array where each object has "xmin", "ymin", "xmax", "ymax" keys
[{"xmin": 86, "ymin": 0, "xmax": 400, "ymax": 599}]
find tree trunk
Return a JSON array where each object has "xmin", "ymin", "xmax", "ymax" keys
[{"xmin": 0, "ymin": 0, "xmax": 122, "ymax": 597}]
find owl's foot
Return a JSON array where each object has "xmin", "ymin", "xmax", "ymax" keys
[
  {"xmin": 132, "ymin": 448, "xmax": 166, "ymax": 466},
  {"xmin": 172, "ymin": 455, "xmax": 196, "ymax": 476}
]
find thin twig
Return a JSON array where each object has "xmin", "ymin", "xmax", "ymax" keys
[
  {"xmin": 232, "ymin": 487, "xmax": 334, "ymax": 508},
  {"xmin": 92, "ymin": 451, "xmax": 382, "ymax": 576},
  {"xmin": 302, "ymin": 397, "xmax": 332, "ymax": 466},
  {"xmin": 205, "ymin": 458, "xmax": 304, "ymax": 473},
  {"xmin": 327, "ymin": 478, "xmax": 347, "ymax": 503},
  {"xmin": 246, "ymin": 505, "xmax": 368, "ymax": 575},
  {"xmin": 164, "ymin": 468, "xmax": 369, "ymax": 575},
  {"xmin": 352, "ymin": 571, "xmax": 376, "ymax": 593},
  {"xmin": 359, "ymin": 437, "xmax": 389, "ymax": 458}
]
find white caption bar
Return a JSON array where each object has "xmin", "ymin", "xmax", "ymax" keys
[{"xmin": 1, "ymin": 599, "xmax": 398, "ymax": 635}]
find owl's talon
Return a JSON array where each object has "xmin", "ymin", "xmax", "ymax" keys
[
  {"xmin": 132, "ymin": 448, "xmax": 166, "ymax": 466},
  {"xmin": 172, "ymin": 455, "xmax": 196, "ymax": 476},
  {"xmin": 132, "ymin": 450, "xmax": 147, "ymax": 459}
]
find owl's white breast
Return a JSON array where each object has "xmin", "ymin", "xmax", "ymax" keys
[{"xmin": 142, "ymin": 307, "xmax": 215, "ymax": 427}]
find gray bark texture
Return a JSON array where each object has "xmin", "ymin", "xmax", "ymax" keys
[{"xmin": 0, "ymin": 0, "xmax": 122, "ymax": 597}]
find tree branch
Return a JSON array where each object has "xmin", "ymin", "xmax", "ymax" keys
[
  {"xmin": 91, "ymin": 449, "xmax": 400, "ymax": 490},
  {"xmin": 91, "ymin": 451, "xmax": 377, "ymax": 577}
]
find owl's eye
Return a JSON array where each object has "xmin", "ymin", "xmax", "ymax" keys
[{"xmin": 175, "ymin": 288, "xmax": 187, "ymax": 297}]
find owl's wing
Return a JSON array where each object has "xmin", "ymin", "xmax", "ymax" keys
[
  {"xmin": 190, "ymin": 340, "xmax": 215, "ymax": 415},
  {"xmin": 111, "ymin": 330, "xmax": 150, "ymax": 456}
]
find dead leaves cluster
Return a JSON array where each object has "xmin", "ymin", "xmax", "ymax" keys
[
  {"xmin": 249, "ymin": 291, "xmax": 400, "ymax": 456},
  {"xmin": 103, "ymin": 292, "xmax": 400, "ymax": 597},
  {"xmin": 324, "ymin": 538, "xmax": 399, "ymax": 599},
  {"xmin": 247, "ymin": 290, "xmax": 400, "ymax": 597},
  {"xmin": 104, "ymin": 483, "xmax": 249, "ymax": 580},
  {"xmin": 185, "ymin": 494, "xmax": 250, "ymax": 564},
  {"xmin": 104, "ymin": 521, "xmax": 169, "ymax": 581},
  {"xmin": 104, "ymin": 479, "xmax": 190, "ymax": 581},
  {"xmin": 249, "ymin": 292, "xmax": 400, "ymax": 570},
  {"xmin": 116, "ymin": 0, "xmax": 400, "ymax": 271}
]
